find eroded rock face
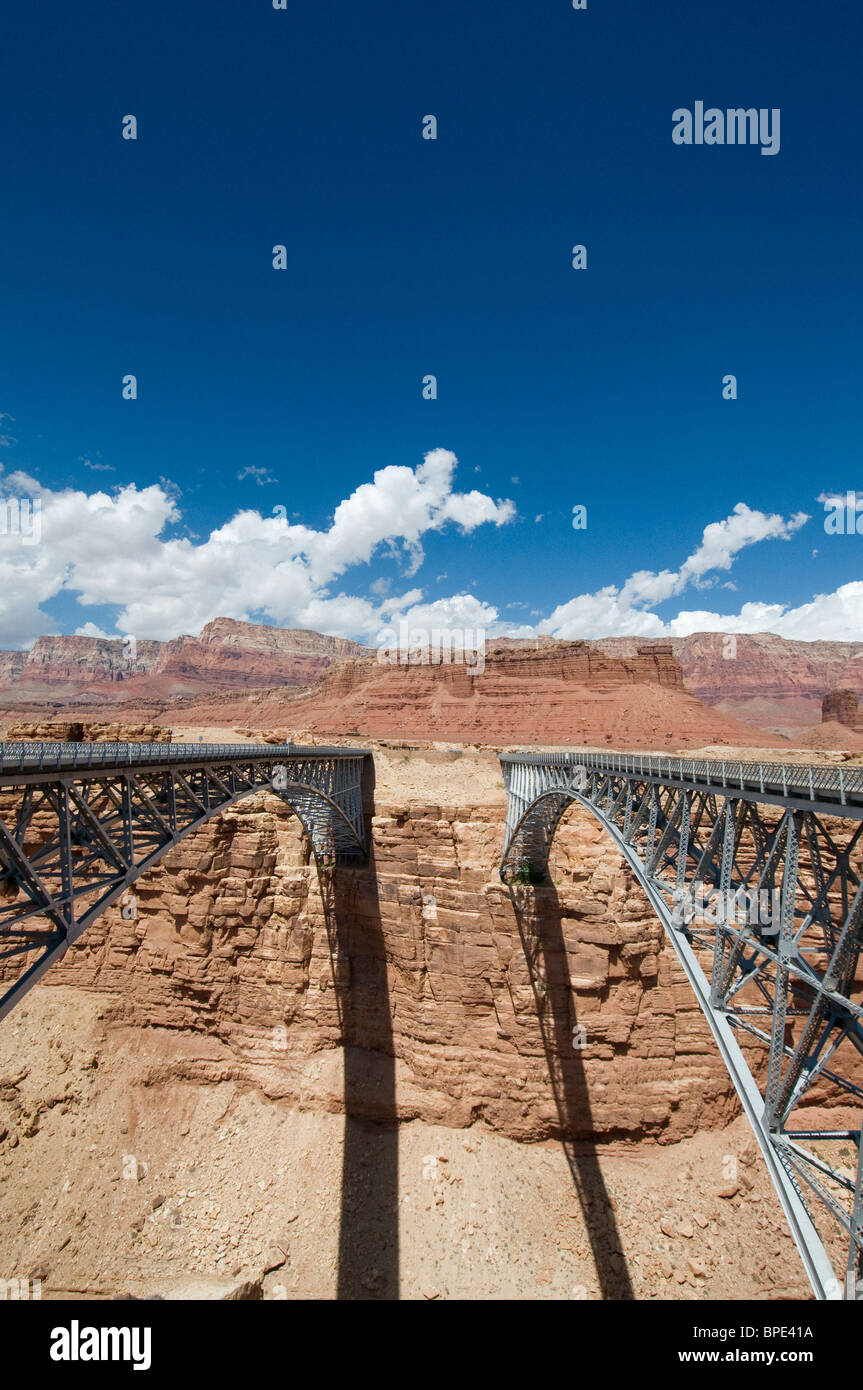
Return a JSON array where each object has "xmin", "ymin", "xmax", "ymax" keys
[
  {"xmin": 32, "ymin": 794, "xmax": 753, "ymax": 1147},
  {"xmin": 822, "ymin": 689, "xmax": 860, "ymax": 728},
  {"xmin": 242, "ymin": 643, "xmax": 781, "ymax": 747},
  {"xmin": 313, "ymin": 641, "xmax": 683, "ymax": 696},
  {"xmin": 149, "ymin": 620, "xmax": 369, "ymax": 690},
  {"xmin": 597, "ymin": 633, "xmax": 863, "ymax": 734},
  {"xmin": 4, "ymin": 634, "xmax": 162, "ymax": 688},
  {"xmin": 4, "ymin": 721, "xmax": 171, "ymax": 743},
  {"xmin": 0, "ymin": 619, "xmax": 369, "ymax": 701}
]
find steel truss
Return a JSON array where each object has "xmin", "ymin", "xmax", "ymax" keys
[
  {"xmin": 500, "ymin": 750, "xmax": 863, "ymax": 1302},
  {"xmin": 0, "ymin": 741, "xmax": 372, "ymax": 1023}
]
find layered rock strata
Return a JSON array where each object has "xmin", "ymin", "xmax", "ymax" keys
[
  {"xmin": 597, "ymin": 633, "xmax": 863, "ymax": 734},
  {"xmin": 822, "ymin": 689, "xmax": 860, "ymax": 728},
  {"xmin": 5, "ymin": 794, "xmax": 788, "ymax": 1145},
  {"xmin": 0, "ymin": 620, "xmax": 368, "ymax": 701},
  {"xmin": 3, "ymin": 721, "xmax": 171, "ymax": 743}
]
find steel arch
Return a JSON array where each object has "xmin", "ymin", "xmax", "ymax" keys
[
  {"xmin": 500, "ymin": 751, "xmax": 863, "ymax": 1302},
  {"xmin": 0, "ymin": 742, "xmax": 373, "ymax": 1023}
]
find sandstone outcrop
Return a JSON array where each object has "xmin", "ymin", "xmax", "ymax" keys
[
  {"xmin": 822, "ymin": 689, "xmax": 860, "ymax": 728},
  {"xmin": 0, "ymin": 619, "xmax": 368, "ymax": 702},
  {"xmin": 149, "ymin": 619, "xmax": 368, "ymax": 691},
  {"xmin": 479, "ymin": 640, "xmax": 684, "ymax": 688},
  {"xmin": 202, "ymin": 643, "xmax": 782, "ymax": 748},
  {"xmin": 0, "ymin": 986, "xmax": 819, "ymax": 1301},
  {"xmin": 4, "ymin": 721, "xmax": 171, "ymax": 743},
  {"xmin": 3, "ymin": 635, "xmax": 162, "ymax": 691},
  {"xmin": 596, "ymin": 633, "xmax": 863, "ymax": 734},
  {"xmin": 5, "ymin": 620, "xmax": 863, "ymax": 749},
  {"xmin": 15, "ymin": 789, "xmax": 850, "ymax": 1146},
  {"xmin": 0, "ymin": 749, "xmax": 857, "ymax": 1302}
]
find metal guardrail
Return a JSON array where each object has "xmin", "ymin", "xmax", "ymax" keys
[
  {"xmin": 0, "ymin": 741, "xmax": 372, "ymax": 776},
  {"xmin": 0, "ymin": 739, "xmax": 374, "ymax": 1024},
  {"xmin": 499, "ymin": 749, "xmax": 863, "ymax": 807},
  {"xmin": 499, "ymin": 749, "xmax": 863, "ymax": 1299}
]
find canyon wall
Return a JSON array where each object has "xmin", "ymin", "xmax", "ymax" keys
[
  {"xmin": 6, "ymin": 618, "xmax": 863, "ymax": 745},
  {"xmin": 150, "ymin": 619, "xmax": 368, "ymax": 692},
  {"xmin": 480, "ymin": 641, "xmax": 684, "ymax": 688},
  {"xmin": 823, "ymin": 689, "xmax": 860, "ymax": 728},
  {"xmin": 315, "ymin": 641, "xmax": 682, "ymax": 695},
  {"xmin": 6, "ymin": 619, "xmax": 861, "ymax": 750},
  {"xmin": 4, "ymin": 720, "xmax": 172, "ymax": 743},
  {"xmin": 11, "ymin": 635, "xmax": 162, "ymax": 689},
  {"xmin": 0, "ymin": 770, "xmax": 856, "ymax": 1302},
  {"xmin": 596, "ymin": 633, "xmax": 863, "ymax": 734},
  {"xmin": 218, "ymin": 642, "xmax": 781, "ymax": 747},
  {"xmin": 25, "ymin": 791, "xmax": 756, "ymax": 1147},
  {"xmin": 0, "ymin": 619, "xmax": 369, "ymax": 702}
]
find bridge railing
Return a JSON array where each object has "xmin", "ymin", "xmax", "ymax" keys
[
  {"xmin": 499, "ymin": 750, "xmax": 863, "ymax": 807},
  {"xmin": 0, "ymin": 742, "xmax": 371, "ymax": 775}
]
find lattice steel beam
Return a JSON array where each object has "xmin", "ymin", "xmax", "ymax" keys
[
  {"xmin": 0, "ymin": 741, "xmax": 373, "ymax": 1023},
  {"xmin": 500, "ymin": 750, "xmax": 863, "ymax": 1301}
]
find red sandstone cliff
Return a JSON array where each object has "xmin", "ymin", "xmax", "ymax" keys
[
  {"xmin": 822, "ymin": 689, "xmax": 861, "ymax": 728},
  {"xmin": 181, "ymin": 641, "xmax": 784, "ymax": 748},
  {"xmin": 0, "ymin": 619, "xmax": 369, "ymax": 703},
  {"xmin": 6, "ymin": 619, "xmax": 861, "ymax": 749},
  {"xmin": 5, "ymin": 635, "xmax": 162, "ymax": 693},
  {"xmin": 594, "ymin": 633, "xmax": 863, "ymax": 735},
  {"xmin": 8, "ymin": 788, "xmax": 857, "ymax": 1145},
  {"xmin": 149, "ymin": 619, "xmax": 368, "ymax": 691},
  {"xmin": 2, "ymin": 792, "xmax": 749, "ymax": 1144},
  {"xmin": 1, "ymin": 782, "xmax": 835, "ymax": 1300}
]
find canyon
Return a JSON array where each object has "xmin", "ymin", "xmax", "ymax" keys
[
  {"xmin": 2, "ymin": 620, "xmax": 862, "ymax": 1300},
  {"xmin": 0, "ymin": 745, "xmax": 855, "ymax": 1300}
]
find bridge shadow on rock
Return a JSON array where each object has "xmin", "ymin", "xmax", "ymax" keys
[
  {"xmin": 319, "ymin": 847, "xmax": 399, "ymax": 1301},
  {"xmin": 507, "ymin": 878, "xmax": 634, "ymax": 1300}
]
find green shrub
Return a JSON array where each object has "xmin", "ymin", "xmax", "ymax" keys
[{"xmin": 513, "ymin": 861, "xmax": 544, "ymax": 885}]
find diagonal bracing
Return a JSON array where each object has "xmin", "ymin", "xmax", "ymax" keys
[
  {"xmin": 500, "ymin": 749, "xmax": 863, "ymax": 1302},
  {"xmin": 0, "ymin": 741, "xmax": 372, "ymax": 1024}
]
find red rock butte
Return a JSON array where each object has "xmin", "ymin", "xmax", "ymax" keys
[
  {"xmin": 193, "ymin": 638, "xmax": 784, "ymax": 748},
  {"xmin": 822, "ymin": 688, "xmax": 860, "ymax": 728}
]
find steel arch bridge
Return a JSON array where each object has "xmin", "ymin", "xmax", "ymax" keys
[
  {"xmin": 500, "ymin": 749, "xmax": 863, "ymax": 1302},
  {"xmin": 0, "ymin": 741, "xmax": 372, "ymax": 1025}
]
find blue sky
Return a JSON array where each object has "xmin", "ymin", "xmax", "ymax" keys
[{"xmin": 0, "ymin": 0, "xmax": 861, "ymax": 648}]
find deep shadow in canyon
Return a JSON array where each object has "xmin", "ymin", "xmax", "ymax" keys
[
  {"xmin": 322, "ymin": 855, "xmax": 399, "ymax": 1300},
  {"xmin": 507, "ymin": 876, "xmax": 635, "ymax": 1299}
]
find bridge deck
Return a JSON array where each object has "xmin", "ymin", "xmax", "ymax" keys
[
  {"xmin": 500, "ymin": 749, "xmax": 863, "ymax": 818},
  {"xmin": 0, "ymin": 741, "xmax": 372, "ymax": 784},
  {"xmin": 499, "ymin": 747, "xmax": 863, "ymax": 1301}
]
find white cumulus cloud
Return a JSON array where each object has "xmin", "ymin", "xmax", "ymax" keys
[
  {"xmin": 538, "ymin": 504, "xmax": 812, "ymax": 641},
  {"xmin": 0, "ymin": 450, "xmax": 515, "ymax": 646}
]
